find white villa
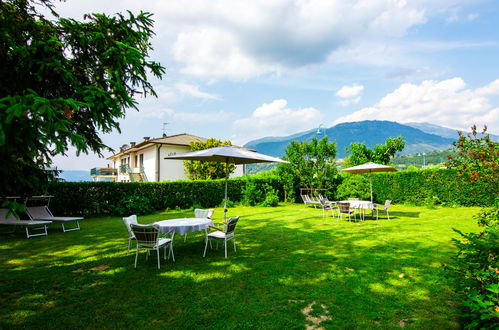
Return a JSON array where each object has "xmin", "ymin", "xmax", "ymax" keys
[{"xmin": 95, "ymin": 134, "xmax": 245, "ymax": 182}]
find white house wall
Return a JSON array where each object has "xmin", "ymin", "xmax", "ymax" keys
[
  {"xmin": 141, "ymin": 148, "xmax": 156, "ymax": 182},
  {"xmin": 159, "ymin": 145, "xmax": 191, "ymax": 181}
]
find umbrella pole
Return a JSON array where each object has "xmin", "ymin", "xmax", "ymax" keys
[
  {"xmin": 224, "ymin": 159, "xmax": 228, "ymax": 222},
  {"xmin": 370, "ymin": 171, "xmax": 373, "ymax": 202}
]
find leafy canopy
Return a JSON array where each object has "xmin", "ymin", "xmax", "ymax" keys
[
  {"xmin": 277, "ymin": 137, "xmax": 338, "ymax": 201},
  {"xmin": 0, "ymin": 0, "xmax": 165, "ymax": 199},
  {"xmin": 447, "ymin": 125, "xmax": 498, "ymax": 186},
  {"xmin": 346, "ymin": 136, "xmax": 405, "ymax": 166},
  {"xmin": 183, "ymin": 138, "xmax": 236, "ymax": 180}
]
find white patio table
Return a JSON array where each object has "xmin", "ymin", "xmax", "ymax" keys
[
  {"xmin": 153, "ymin": 218, "xmax": 213, "ymax": 236},
  {"xmin": 340, "ymin": 201, "xmax": 374, "ymax": 220}
]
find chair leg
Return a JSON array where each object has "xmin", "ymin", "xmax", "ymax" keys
[
  {"xmin": 157, "ymin": 248, "xmax": 161, "ymax": 269},
  {"xmin": 170, "ymin": 243, "xmax": 175, "ymax": 262},
  {"xmin": 127, "ymin": 238, "xmax": 131, "ymax": 254},
  {"xmin": 203, "ymin": 237, "xmax": 209, "ymax": 257},
  {"xmin": 184, "ymin": 233, "xmax": 187, "ymax": 242},
  {"xmin": 224, "ymin": 239, "xmax": 228, "ymax": 259},
  {"xmin": 134, "ymin": 249, "xmax": 139, "ymax": 268},
  {"xmin": 387, "ymin": 210, "xmax": 390, "ymax": 220},
  {"xmin": 233, "ymin": 239, "xmax": 236, "ymax": 252}
]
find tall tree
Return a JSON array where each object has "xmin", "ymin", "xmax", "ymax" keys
[
  {"xmin": 183, "ymin": 138, "xmax": 235, "ymax": 180},
  {"xmin": 346, "ymin": 136, "xmax": 405, "ymax": 166},
  {"xmin": 277, "ymin": 137, "xmax": 338, "ymax": 201},
  {"xmin": 0, "ymin": 0, "xmax": 165, "ymax": 200}
]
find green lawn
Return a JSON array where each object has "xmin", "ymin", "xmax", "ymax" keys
[{"xmin": 0, "ymin": 204, "xmax": 480, "ymax": 329}]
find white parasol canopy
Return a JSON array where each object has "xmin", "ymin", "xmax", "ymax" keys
[
  {"xmin": 341, "ymin": 162, "xmax": 397, "ymax": 202},
  {"xmin": 165, "ymin": 146, "xmax": 288, "ymax": 220}
]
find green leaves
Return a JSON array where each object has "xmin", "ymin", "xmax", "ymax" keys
[
  {"xmin": 277, "ymin": 137, "xmax": 338, "ymax": 201},
  {"xmin": 0, "ymin": 0, "xmax": 165, "ymax": 197},
  {"xmin": 346, "ymin": 136, "xmax": 405, "ymax": 166}
]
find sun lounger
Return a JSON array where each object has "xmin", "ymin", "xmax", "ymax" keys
[
  {"xmin": 27, "ymin": 206, "xmax": 83, "ymax": 232},
  {"xmin": 0, "ymin": 208, "xmax": 52, "ymax": 238}
]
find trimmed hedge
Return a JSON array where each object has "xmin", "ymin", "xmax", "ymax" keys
[
  {"xmin": 372, "ymin": 168, "xmax": 496, "ymax": 207},
  {"xmin": 47, "ymin": 176, "xmax": 283, "ymax": 216},
  {"xmin": 47, "ymin": 168, "xmax": 493, "ymax": 216}
]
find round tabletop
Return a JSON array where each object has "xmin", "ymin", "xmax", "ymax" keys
[{"xmin": 154, "ymin": 218, "xmax": 213, "ymax": 235}]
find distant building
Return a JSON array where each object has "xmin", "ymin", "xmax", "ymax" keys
[{"xmin": 97, "ymin": 133, "xmax": 244, "ymax": 182}]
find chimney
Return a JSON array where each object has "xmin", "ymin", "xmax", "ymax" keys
[
  {"xmin": 143, "ymin": 137, "xmax": 150, "ymax": 141},
  {"xmin": 130, "ymin": 142, "xmax": 136, "ymax": 147}
]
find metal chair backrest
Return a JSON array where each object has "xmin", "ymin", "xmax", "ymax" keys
[
  {"xmin": 122, "ymin": 215, "xmax": 138, "ymax": 237},
  {"xmin": 384, "ymin": 200, "xmax": 392, "ymax": 209},
  {"xmin": 348, "ymin": 198, "xmax": 360, "ymax": 201},
  {"xmin": 194, "ymin": 208, "xmax": 214, "ymax": 219},
  {"xmin": 225, "ymin": 216, "xmax": 240, "ymax": 234},
  {"xmin": 27, "ymin": 206, "xmax": 53, "ymax": 219},
  {"xmin": 338, "ymin": 202, "xmax": 351, "ymax": 213},
  {"xmin": 130, "ymin": 224, "xmax": 160, "ymax": 248}
]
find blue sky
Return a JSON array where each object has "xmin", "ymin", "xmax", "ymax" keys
[{"xmin": 50, "ymin": 0, "xmax": 499, "ymax": 170}]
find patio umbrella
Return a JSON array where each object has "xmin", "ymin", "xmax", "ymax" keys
[
  {"xmin": 341, "ymin": 162, "xmax": 397, "ymax": 202},
  {"xmin": 165, "ymin": 146, "xmax": 288, "ymax": 220}
]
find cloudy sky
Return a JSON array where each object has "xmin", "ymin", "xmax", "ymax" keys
[{"xmin": 50, "ymin": 0, "xmax": 499, "ymax": 170}]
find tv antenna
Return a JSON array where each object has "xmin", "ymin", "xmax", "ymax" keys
[{"xmin": 162, "ymin": 122, "xmax": 169, "ymax": 137}]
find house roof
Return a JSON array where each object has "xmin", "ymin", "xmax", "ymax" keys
[{"xmin": 107, "ymin": 133, "xmax": 207, "ymax": 160}]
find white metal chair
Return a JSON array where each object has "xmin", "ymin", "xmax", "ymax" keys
[
  {"xmin": 122, "ymin": 215, "xmax": 138, "ymax": 253},
  {"xmin": 319, "ymin": 196, "xmax": 337, "ymax": 218},
  {"xmin": 338, "ymin": 202, "xmax": 356, "ymax": 221},
  {"xmin": 374, "ymin": 200, "xmax": 392, "ymax": 220},
  {"xmin": 130, "ymin": 224, "xmax": 175, "ymax": 269},
  {"xmin": 203, "ymin": 216, "xmax": 240, "ymax": 259},
  {"xmin": 183, "ymin": 208, "xmax": 215, "ymax": 242}
]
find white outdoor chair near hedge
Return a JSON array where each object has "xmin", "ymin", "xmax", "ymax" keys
[
  {"xmin": 337, "ymin": 202, "xmax": 357, "ymax": 221},
  {"xmin": 0, "ymin": 208, "xmax": 52, "ymax": 238},
  {"xmin": 122, "ymin": 215, "xmax": 138, "ymax": 253},
  {"xmin": 374, "ymin": 200, "xmax": 392, "ymax": 220},
  {"xmin": 203, "ymin": 216, "xmax": 240, "ymax": 259},
  {"xmin": 130, "ymin": 223, "xmax": 175, "ymax": 269},
  {"xmin": 183, "ymin": 208, "xmax": 214, "ymax": 242}
]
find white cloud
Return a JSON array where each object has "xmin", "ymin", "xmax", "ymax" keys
[
  {"xmin": 49, "ymin": 0, "xmax": 487, "ymax": 80},
  {"xmin": 231, "ymin": 99, "xmax": 323, "ymax": 144},
  {"xmin": 333, "ymin": 78, "xmax": 499, "ymax": 134},
  {"xmin": 337, "ymin": 84, "xmax": 364, "ymax": 98},
  {"xmin": 175, "ymin": 83, "xmax": 219, "ymax": 100}
]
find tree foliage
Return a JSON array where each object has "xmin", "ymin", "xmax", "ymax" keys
[
  {"xmin": 183, "ymin": 138, "xmax": 236, "ymax": 180},
  {"xmin": 346, "ymin": 136, "xmax": 406, "ymax": 166},
  {"xmin": 277, "ymin": 137, "xmax": 338, "ymax": 201},
  {"xmin": 447, "ymin": 125, "xmax": 498, "ymax": 187},
  {"xmin": 0, "ymin": 0, "xmax": 165, "ymax": 200},
  {"xmin": 446, "ymin": 125, "xmax": 499, "ymax": 329}
]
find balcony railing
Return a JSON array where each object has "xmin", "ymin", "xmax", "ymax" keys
[{"xmin": 90, "ymin": 168, "xmax": 118, "ymax": 176}]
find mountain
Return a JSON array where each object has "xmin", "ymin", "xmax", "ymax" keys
[
  {"xmin": 244, "ymin": 120, "xmax": 456, "ymax": 158},
  {"xmin": 406, "ymin": 122, "xmax": 499, "ymax": 142}
]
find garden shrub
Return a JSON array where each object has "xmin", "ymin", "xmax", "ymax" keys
[
  {"xmin": 336, "ymin": 174, "xmax": 370, "ymax": 201},
  {"xmin": 241, "ymin": 180, "xmax": 263, "ymax": 206},
  {"xmin": 261, "ymin": 185, "xmax": 279, "ymax": 207},
  {"xmin": 451, "ymin": 206, "xmax": 499, "ymax": 329},
  {"xmin": 113, "ymin": 195, "xmax": 154, "ymax": 216}
]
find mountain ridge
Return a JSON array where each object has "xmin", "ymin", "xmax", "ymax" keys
[{"xmin": 244, "ymin": 120, "xmax": 456, "ymax": 158}]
